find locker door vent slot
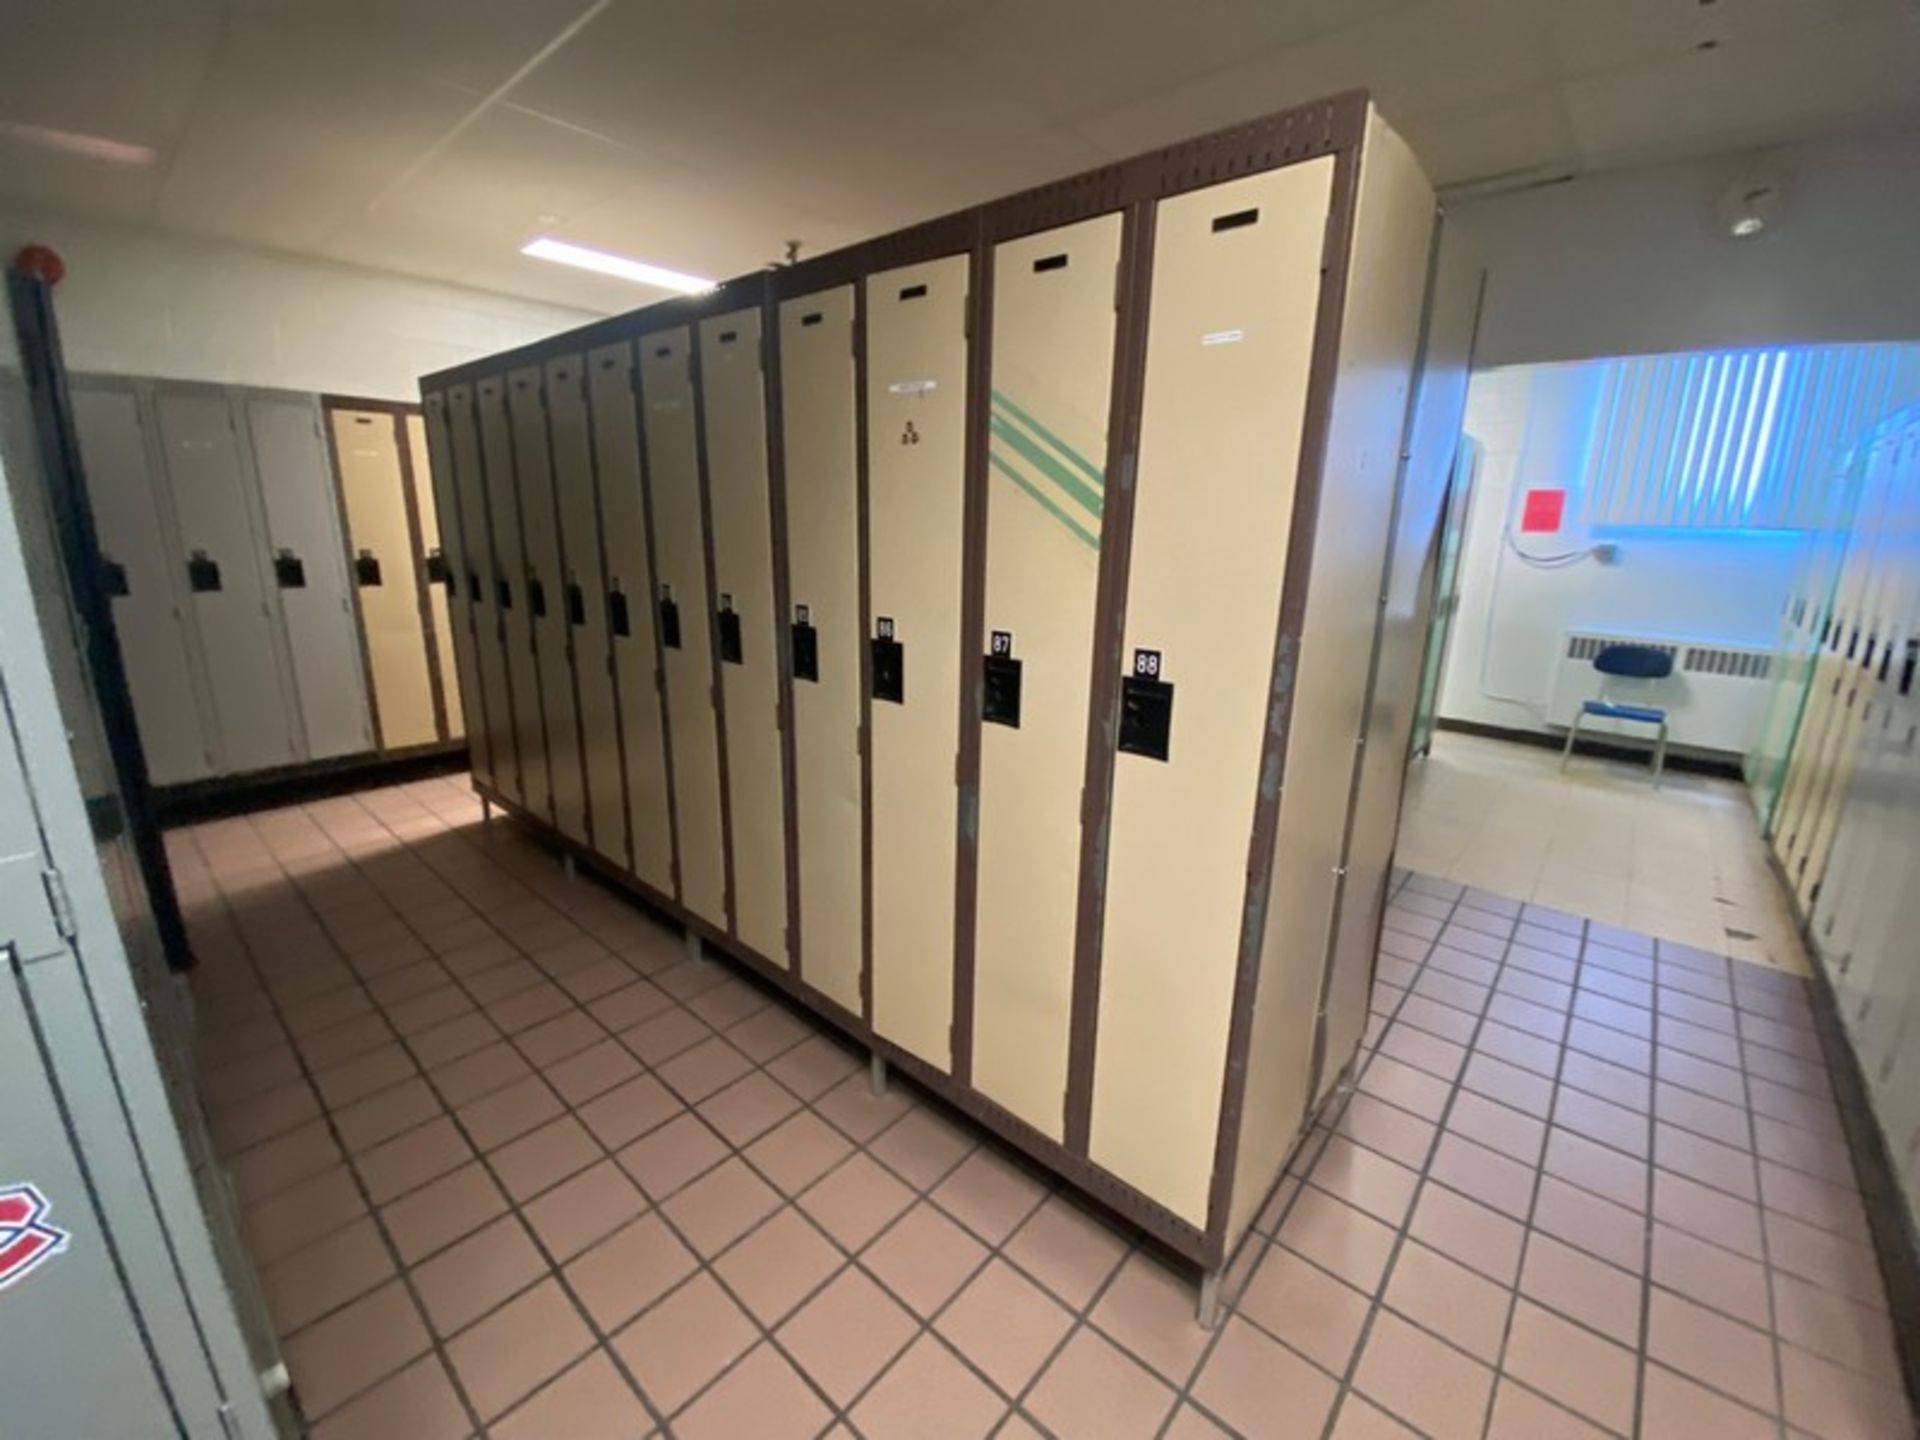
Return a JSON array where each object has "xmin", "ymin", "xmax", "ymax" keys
[
  {"xmin": 187, "ymin": 552, "xmax": 222, "ymax": 593},
  {"xmin": 801, "ymin": 312, "xmax": 824, "ymax": 327},
  {"xmin": 425, "ymin": 550, "xmax": 451, "ymax": 587},
  {"xmin": 659, "ymin": 593, "xmax": 682, "ymax": 649},
  {"xmin": 898, "ymin": 284, "xmax": 928, "ymax": 301},
  {"xmin": 609, "ymin": 587, "xmax": 632, "ymax": 638},
  {"xmin": 528, "ymin": 576, "xmax": 547, "ymax": 618},
  {"xmin": 1118, "ymin": 651, "xmax": 1173, "ymax": 760},
  {"xmin": 718, "ymin": 601, "xmax": 744, "ymax": 664},
  {"xmin": 1033, "ymin": 254, "xmax": 1069, "ymax": 273},
  {"xmin": 100, "ymin": 556, "xmax": 130, "ymax": 597},
  {"xmin": 275, "ymin": 551, "xmax": 308, "ymax": 589},
  {"xmin": 566, "ymin": 582, "xmax": 587, "ymax": 627},
  {"xmin": 871, "ymin": 638, "xmax": 905, "ymax": 703},
  {"xmin": 1211, "ymin": 208, "xmax": 1260, "ymax": 233},
  {"xmin": 792, "ymin": 618, "xmax": 819, "ymax": 682},
  {"xmin": 983, "ymin": 654, "xmax": 1023, "ymax": 728},
  {"xmin": 353, "ymin": 551, "xmax": 382, "ymax": 587}
]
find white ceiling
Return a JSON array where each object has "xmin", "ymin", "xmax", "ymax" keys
[{"xmin": 3, "ymin": 0, "xmax": 1917, "ymax": 314}]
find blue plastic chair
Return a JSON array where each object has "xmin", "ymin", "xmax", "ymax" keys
[{"xmin": 1560, "ymin": 643, "xmax": 1674, "ymax": 783}]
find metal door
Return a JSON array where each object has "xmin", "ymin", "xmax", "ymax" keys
[
  {"xmin": 61, "ymin": 386, "xmax": 214, "ymax": 784},
  {"xmin": 331, "ymin": 407, "xmax": 438, "ymax": 749},
  {"xmin": 405, "ymin": 411, "xmax": 464, "ymax": 739},
  {"xmin": 508, "ymin": 367, "xmax": 587, "ymax": 845},
  {"xmin": 699, "ymin": 309, "xmax": 791, "ymax": 966},
  {"xmin": 777, "ymin": 287, "xmax": 863, "ymax": 1013},
  {"xmin": 1090, "ymin": 158, "xmax": 1336, "ymax": 1223},
  {"xmin": 588, "ymin": 343, "xmax": 676, "ymax": 895},
  {"xmin": 426, "ymin": 389, "xmax": 499, "ymax": 785},
  {"xmin": 152, "ymin": 389, "xmax": 302, "ymax": 775},
  {"xmin": 865, "ymin": 255, "xmax": 969, "ymax": 1071},
  {"xmin": 546, "ymin": 354, "xmax": 626, "ymax": 866},
  {"xmin": 475, "ymin": 376, "xmax": 548, "ymax": 817},
  {"xmin": 972, "ymin": 215, "xmax": 1123, "ymax": 1138},
  {"xmin": 244, "ymin": 394, "xmax": 372, "ymax": 761},
  {"xmin": 640, "ymin": 329, "xmax": 728, "ymax": 929}
]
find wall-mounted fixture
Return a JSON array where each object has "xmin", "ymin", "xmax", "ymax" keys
[{"xmin": 1714, "ymin": 157, "xmax": 1788, "ymax": 240}]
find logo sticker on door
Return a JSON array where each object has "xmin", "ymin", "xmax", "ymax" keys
[{"xmin": 0, "ymin": 1182, "xmax": 69, "ymax": 1292}]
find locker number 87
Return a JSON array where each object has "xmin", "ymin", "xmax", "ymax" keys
[{"xmin": 1133, "ymin": 649, "xmax": 1163, "ymax": 678}]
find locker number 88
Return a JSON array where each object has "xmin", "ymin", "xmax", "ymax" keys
[{"xmin": 1133, "ymin": 649, "xmax": 1163, "ymax": 678}]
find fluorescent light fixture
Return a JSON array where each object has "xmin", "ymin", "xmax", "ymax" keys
[
  {"xmin": 0, "ymin": 121, "xmax": 156, "ymax": 166},
  {"xmin": 521, "ymin": 237, "xmax": 714, "ymax": 294}
]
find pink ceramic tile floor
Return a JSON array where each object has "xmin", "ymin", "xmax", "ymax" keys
[{"xmin": 176, "ymin": 776, "xmax": 1917, "ymax": 1439}]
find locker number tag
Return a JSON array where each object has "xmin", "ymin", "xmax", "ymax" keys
[
  {"xmin": 888, "ymin": 379, "xmax": 937, "ymax": 396},
  {"xmin": 1201, "ymin": 328, "xmax": 1247, "ymax": 347},
  {"xmin": 991, "ymin": 630, "xmax": 1014, "ymax": 657},
  {"xmin": 720, "ymin": 593, "xmax": 735, "ymax": 613},
  {"xmin": 1133, "ymin": 648, "xmax": 1163, "ymax": 678},
  {"xmin": 795, "ymin": 603, "xmax": 811, "ymax": 624},
  {"xmin": 876, "ymin": 616, "xmax": 896, "ymax": 640}
]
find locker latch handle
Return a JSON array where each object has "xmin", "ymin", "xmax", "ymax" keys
[
  {"xmin": 659, "ymin": 591, "xmax": 682, "ymax": 649},
  {"xmin": 528, "ymin": 575, "xmax": 547, "ymax": 619},
  {"xmin": 1117, "ymin": 649, "xmax": 1173, "ymax": 761},
  {"xmin": 275, "ymin": 549, "xmax": 308, "ymax": 589},
  {"xmin": 566, "ymin": 581, "xmax": 587, "ymax": 627},
  {"xmin": 791, "ymin": 614, "xmax": 819, "ymax": 683},
  {"xmin": 187, "ymin": 550, "xmax": 222, "ymax": 593},
  {"xmin": 983, "ymin": 633, "xmax": 1022, "ymax": 728},
  {"xmin": 718, "ymin": 598, "xmax": 743, "ymax": 665},
  {"xmin": 1902, "ymin": 639, "xmax": 1918, "ymax": 698},
  {"xmin": 425, "ymin": 549, "xmax": 452, "ymax": 588},
  {"xmin": 497, "ymin": 577, "xmax": 513, "ymax": 610},
  {"xmin": 871, "ymin": 619, "xmax": 904, "ymax": 704},
  {"xmin": 609, "ymin": 587, "xmax": 632, "ymax": 638},
  {"xmin": 100, "ymin": 554, "xmax": 131, "ymax": 597},
  {"xmin": 353, "ymin": 550, "xmax": 382, "ymax": 587},
  {"xmin": 467, "ymin": 569, "xmax": 482, "ymax": 602}
]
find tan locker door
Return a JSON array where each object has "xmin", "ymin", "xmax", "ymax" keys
[
  {"xmin": 67, "ymin": 387, "xmax": 215, "ymax": 784},
  {"xmin": 546, "ymin": 355, "xmax": 626, "ymax": 867},
  {"xmin": 153, "ymin": 389, "xmax": 304, "ymax": 774},
  {"xmin": 1090, "ymin": 159, "xmax": 1336, "ymax": 1223},
  {"xmin": 866, "ymin": 255, "xmax": 970, "ymax": 1070},
  {"xmin": 331, "ymin": 408, "xmax": 438, "ymax": 749},
  {"xmin": 406, "ymin": 411, "xmax": 464, "ymax": 739},
  {"xmin": 425, "ymin": 390, "xmax": 495, "ymax": 783},
  {"xmin": 640, "ymin": 329, "xmax": 728, "ymax": 928},
  {"xmin": 973, "ymin": 215, "xmax": 1123, "ymax": 1139},
  {"xmin": 778, "ymin": 287, "xmax": 862, "ymax": 1012},
  {"xmin": 589, "ymin": 343, "xmax": 675, "ymax": 895},
  {"xmin": 477, "ymin": 375, "xmax": 550, "ymax": 817},
  {"xmin": 699, "ymin": 309, "xmax": 790, "ymax": 966},
  {"xmin": 508, "ymin": 367, "xmax": 587, "ymax": 845},
  {"xmin": 456, "ymin": 381, "xmax": 528, "ymax": 805}
]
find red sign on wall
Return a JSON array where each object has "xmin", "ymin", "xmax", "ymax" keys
[{"xmin": 1520, "ymin": 488, "xmax": 1567, "ymax": 533}]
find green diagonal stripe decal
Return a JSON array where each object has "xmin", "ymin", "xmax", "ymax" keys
[
  {"xmin": 991, "ymin": 390, "xmax": 1105, "ymax": 491},
  {"xmin": 988, "ymin": 414, "xmax": 1104, "ymax": 520},
  {"xmin": 989, "ymin": 452, "xmax": 1098, "ymax": 550}
]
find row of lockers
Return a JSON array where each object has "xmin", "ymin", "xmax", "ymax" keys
[
  {"xmin": 49, "ymin": 380, "xmax": 464, "ymax": 790},
  {"xmin": 422, "ymin": 95, "xmax": 1476, "ymax": 1269}
]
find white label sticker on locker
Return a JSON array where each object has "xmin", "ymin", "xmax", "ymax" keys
[
  {"xmin": 888, "ymin": 380, "xmax": 938, "ymax": 395},
  {"xmin": 1201, "ymin": 329, "xmax": 1247, "ymax": 347}
]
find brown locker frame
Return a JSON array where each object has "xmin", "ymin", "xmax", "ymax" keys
[
  {"xmin": 423, "ymin": 91, "xmax": 1413, "ymax": 1271},
  {"xmin": 320, "ymin": 395, "xmax": 456, "ymax": 751}
]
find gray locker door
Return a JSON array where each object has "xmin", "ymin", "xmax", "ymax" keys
[
  {"xmin": 405, "ymin": 412, "xmax": 464, "ymax": 740},
  {"xmin": 64, "ymin": 387, "xmax": 214, "ymax": 785},
  {"xmin": 424, "ymin": 390, "xmax": 495, "ymax": 784},
  {"xmin": 152, "ymin": 389, "xmax": 302, "ymax": 775},
  {"xmin": 640, "ymin": 328, "xmax": 729, "ymax": 930},
  {"xmin": 546, "ymin": 354, "xmax": 626, "ymax": 867},
  {"xmin": 972, "ymin": 214, "xmax": 1124, "ymax": 1140},
  {"xmin": 866, "ymin": 255, "xmax": 970, "ymax": 1071},
  {"xmin": 588, "ymin": 342, "xmax": 677, "ymax": 897},
  {"xmin": 244, "ymin": 394, "xmax": 372, "ymax": 761},
  {"xmin": 699, "ymin": 309, "xmax": 790, "ymax": 967},
  {"xmin": 508, "ymin": 367, "xmax": 587, "ymax": 845},
  {"xmin": 777, "ymin": 287, "xmax": 863, "ymax": 1014},
  {"xmin": 475, "ymin": 376, "xmax": 549, "ymax": 818}
]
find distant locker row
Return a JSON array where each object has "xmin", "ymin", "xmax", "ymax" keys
[
  {"xmin": 34, "ymin": 379, "xmax": 467, "ymax": 788},
  {"xmin": 421, "ymin": 95, "xmax": 1475, "ymax": 1265}
]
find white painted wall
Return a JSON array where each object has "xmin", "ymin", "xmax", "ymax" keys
[
  {"xmin": 1450, "ymin": 129, "xmax": 1920, "ymax": 369},
  {"xmin": 1437, "ymin": 364, "xmax": 1806, "ymax": 747},
  {"xmin": 0, "ymin": 207, "xmax": 598, "ymax": 401}
]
